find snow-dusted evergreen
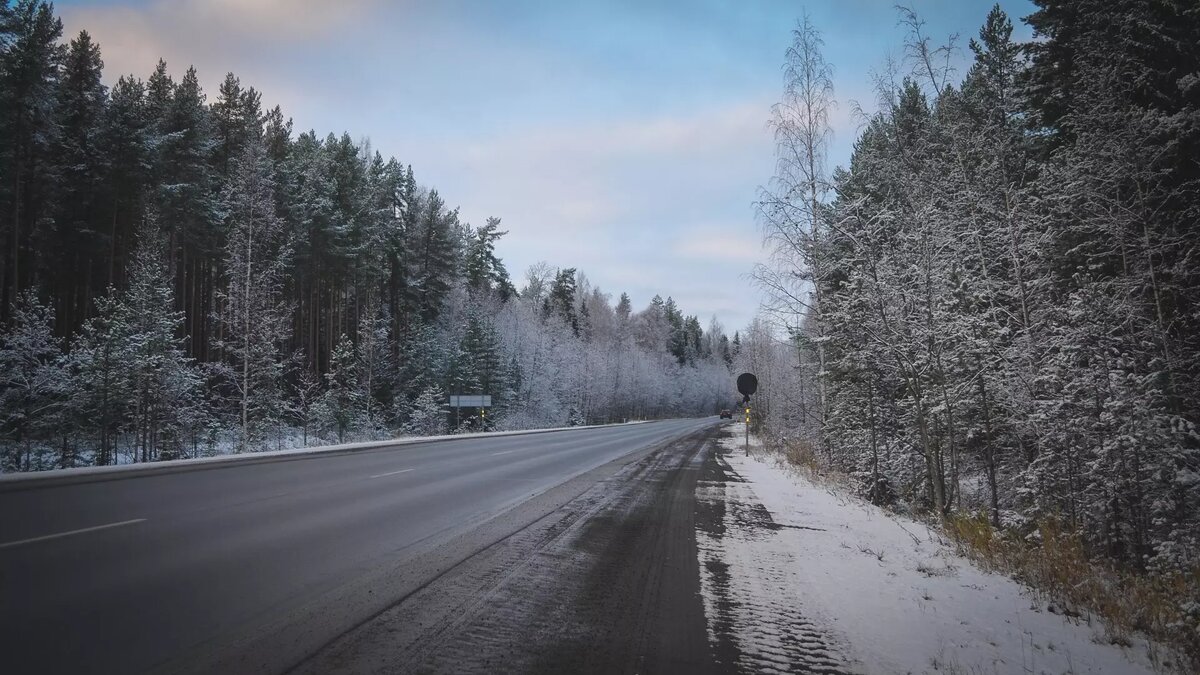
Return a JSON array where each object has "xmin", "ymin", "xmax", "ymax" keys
[
  {"xmin": 0, "ymin": 1, "xmax": 732, "ymax": 472},
  {"xmin": 752, "ymin": 3, "xmax": 1200, "ymax": 640}
]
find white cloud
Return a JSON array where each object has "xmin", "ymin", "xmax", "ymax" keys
[
  {"xmin": 194, "ymin": 0, "xmax": 381, "ymax": 39},
  {"xmin": 416, "ymin": 100, "xmax": 773, "ymax": 236},
  {"xmin": 674, "ymin": 230, "xmax": 767, "ymax": 263},
  {"xmin": 386, "ymin": 101, "xmax": 776, "ymax": 328},
  {"xmin": 60, "ymin": 0, "xmax": 380, "ymax": 95},
  {"xmin": 455, "ymin": 101, "xmax": 769, "ymax": 167}
]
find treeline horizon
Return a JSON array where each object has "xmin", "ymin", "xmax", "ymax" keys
[{"xmin": 0, "ymin": 0, "xmax": 737, "ymax": 471}]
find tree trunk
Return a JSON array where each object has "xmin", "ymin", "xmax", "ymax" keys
[
  {"xmin": 242, "ymin": 199, "xmax": 254, "ymax": 453},
  {"xmin": 977, "ymin": 360, "xmax": 1000, "ymax": 526}
]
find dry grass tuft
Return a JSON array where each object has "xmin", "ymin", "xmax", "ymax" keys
[
  {"xmin": 944, "ymin": 512, "xmax": 1199, "ymax": 673},
  {"xmin": 782, "ymin": 437, "xmax": 821, "ymax": 472}
]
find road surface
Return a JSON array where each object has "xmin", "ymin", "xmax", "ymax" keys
[{"xmin": 0, "ymin": 418, "xmax": 717, "ymax": 674}]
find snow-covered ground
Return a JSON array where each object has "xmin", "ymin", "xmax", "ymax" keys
[{"xmin": 697, "ymin": 424, "xmax": 1165, "ymax": 674}]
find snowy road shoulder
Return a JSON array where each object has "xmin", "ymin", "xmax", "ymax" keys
[{"xmin": 697, "ymin": 424, "xmax": 1163, "ymax": 674}]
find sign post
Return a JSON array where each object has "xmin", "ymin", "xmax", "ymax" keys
[
  {"xmin": 736, "ymin": 373, "xmax": 758, "ymax": 456},
  {"xmin": 744, "ymin": 404, "xmax": 750, "ymax": 455},
  {"xmin": 448, "ymin": 395, "xmax": 492, "ymax": 430}
]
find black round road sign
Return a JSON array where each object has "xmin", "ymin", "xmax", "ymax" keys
[{"xmin": 737, "ymin": 372, "xmax": 758, "ymax": 397}]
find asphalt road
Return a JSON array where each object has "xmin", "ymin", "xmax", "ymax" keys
[
  {"xmin": 0, "ymin": 418, "xmax": 717, "ymax": 674},
  {"xmin": 299, "ymin": 424, "xmax": 720, "ymax": 675}
]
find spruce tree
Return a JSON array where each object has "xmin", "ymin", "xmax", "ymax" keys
[
  {"xmin": 121, "ymin": 223, "xmax": 199, "ymax": 462},
  {"xmin": 320, "ymin": 334, "xmax": 362, "ymax": 443},
  {"xmin": 0, "ymin": 291, "xmax": 64, "ymax": 470},
  {"xmin": 71, "ymin": 287, "xmax": 132, "ymax": 466}
]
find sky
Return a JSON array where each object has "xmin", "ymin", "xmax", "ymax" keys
[{"xmin": 56, "ymin": 0, "xmax": 1037, "ymax": 332}]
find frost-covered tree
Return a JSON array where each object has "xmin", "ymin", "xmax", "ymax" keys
[
  {"xmin": 0, "ymin": 291, "xmax": 65, "ymax": 470},
  {"xmin": 319, "ymin": 334, "xmax": 364, "ymax": 443},
  {"xmin": 289, "ymin": 366, "xmax": 320, "ymax": 447},
  {"xmin": 217, "ymin": 139, "xmax": 291, "ymax": 452},
  {"xmin": 70, "ymin": 288, "xmax": 131, "ymax": 466},
  {"xmin": 408, "ymin": 189, "xmax": 460, "ymax": 324},
  {"xmin": 121, "ymin": 225, "xmax": 200, "ymax": 462},
  {"xmin": 404, "ymin": 384, "xmax": 446, "ymax": 437},
  {"xmin": 755, "ymin": 13, "xmax": 836, "ymax": 436}
]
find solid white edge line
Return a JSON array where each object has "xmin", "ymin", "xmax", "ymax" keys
[
  {"xmin": 0, "ymin": 518, "xmax": 147, "ymax": 550},
  {"xmin": 368, "ymin": 468, "xmax": 414, "ymax": 479}
]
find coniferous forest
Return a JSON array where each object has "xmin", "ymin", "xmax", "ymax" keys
[
  {"xmin": 0, "ymin": 1, "xmax": 733, "ymax": 472},
  {"xmin": 752, "ymin": 0, "xmax": 1199, "ymax": 657}
]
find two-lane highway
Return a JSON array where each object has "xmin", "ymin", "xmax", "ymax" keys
[{"xmin": 0, "ymin": 418, "xmax": 717, "ymax": 674}]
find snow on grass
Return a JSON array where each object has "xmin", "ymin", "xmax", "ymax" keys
[{"xmin": 698, "ymin": 423, "xmax": 1162, "ymax": 674}]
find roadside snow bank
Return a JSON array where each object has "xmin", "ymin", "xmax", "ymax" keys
[{"xmin": 697, "ymin": 424, "xmax": 1162, "ymax": 674}]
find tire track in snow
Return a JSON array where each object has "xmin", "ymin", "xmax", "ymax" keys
[{"xmin": 695, "ymin": 442, "xmax": 858, "ymax": 675}]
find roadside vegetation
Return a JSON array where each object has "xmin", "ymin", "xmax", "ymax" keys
[
  {"xmin": 748, "ymin": 2, "xmax": 1200, "ymax": 669},
  {"xmin": 0, "ymin": 1, "xmax": 734, "ymax": 471}
]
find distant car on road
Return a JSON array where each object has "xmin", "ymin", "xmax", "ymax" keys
[{"xmin": 719, "ymin": 409, "xmax": 732, "ymax": 419}]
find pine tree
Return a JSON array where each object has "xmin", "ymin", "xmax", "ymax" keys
[
  {"xmin": 546, "ymin": 268, "xmax": 578, "ymax": 334},
  {"xmin": 154, "ymin": 65, "xmax": 218, "ymax": 361},
  {"xmin": 217, "ymin": 139, "xmax": 291, "ymax": 452},
  {"xmin": 615, "ymin": 293, "xmax": 632, "ymax": 321},
  {"xmin": 465, "ymin": 217, "xmax": 515, "ymax": 299},
  {"xmin": 48, "ymin": 30, "xmax": 107, "ymax": 334},
  {"xmin": 211, "ymin": 72, "xmax": 262, "ymax": 179},
  {"xmin": 0, "ymin": 0, "xmax": 63, "ymax": 325},
  {"xmin": 101, "ymin": 74, "xmax": 151, "ymax": 290},
  {"xmin": 408, "ymin": 189, "xmax": 460, "ymax": 324}
]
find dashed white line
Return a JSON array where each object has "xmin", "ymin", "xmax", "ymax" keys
[
  {"xmin": 489, "ymin": 450, "xmax": 514, "ymax": 456},
  {"xmin": 0, "ymin": 518, "xmax": 147, "ymax": 550},
  {"xmin": 369, "ymin": 468, "xmax": 414, "ymax": 479}
]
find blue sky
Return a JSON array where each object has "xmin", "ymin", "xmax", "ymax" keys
[{"xmin": 57, "ymin": 0, "xmax": 1036, "ymax": 332}]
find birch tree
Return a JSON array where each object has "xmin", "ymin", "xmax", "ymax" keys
[{"xmin": 756, "ymin": 14, "xmax": 835, "ymax": 441}]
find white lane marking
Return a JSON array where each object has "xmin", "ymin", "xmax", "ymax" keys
[
  {"xmin": 490, "ymin": 450, "xmax": 514, "ymax": 456},
  {"xmin": 369, "ymin": 468, "xmax": 414, "ymax": 479},
  {"xmin": 0, "ymin": 518, "xmax": 147, "ymax": 550}
]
